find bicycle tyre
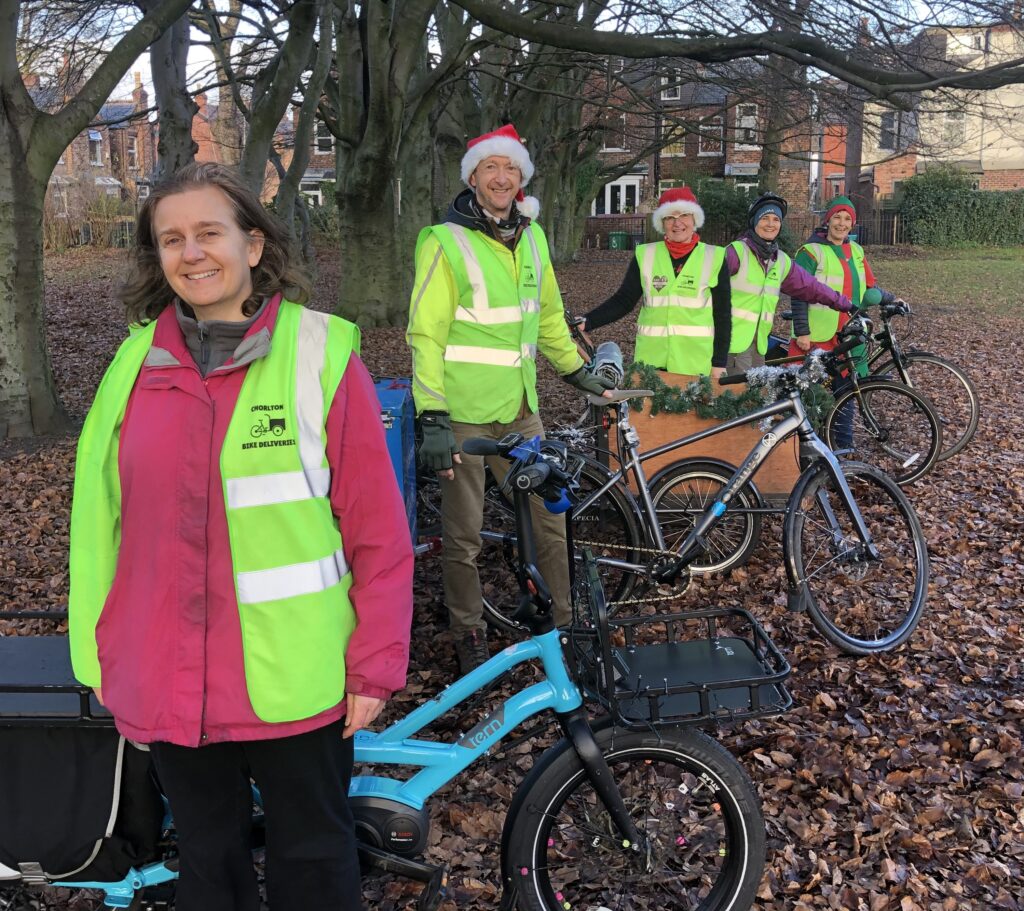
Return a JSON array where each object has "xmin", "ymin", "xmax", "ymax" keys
[
  {"xmin": 648, "ymin": 460, "xmax": 763, "ymax": 574},
  {"xmin": 784, "ymin": 459, "xmax": 929, "ymax": 655},
  {"xmin": 503, "ymin": 726, "xmax": 765, "ymax": 911},
  {"xmin": 870, "ymin": 353, "xmax": 979, "ymax": 461},
  {"xmin": 824, "ymin": 378, "xmax": 942, "ymax": 485},
  {"xmin": 481, "ymin": 457, "xmax": 643, "ymax": 634}
]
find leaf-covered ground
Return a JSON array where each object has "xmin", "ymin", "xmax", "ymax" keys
[{"xmin": 1, "ymin": 246, "xmax": 1022, "ymax": 910}]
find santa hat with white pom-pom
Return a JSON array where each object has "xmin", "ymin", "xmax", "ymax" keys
[{"xmin": 461, "ymin": 123, "xmax": 540, "ymax": 220}]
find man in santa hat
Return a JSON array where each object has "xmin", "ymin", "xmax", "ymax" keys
[
  {"xmin": 407, "ymin": 124, "xmax": 613, "ymax": 674},
  {"xmin": 577, "ymin": 185, "xmax": 732, "ymax": 378}
]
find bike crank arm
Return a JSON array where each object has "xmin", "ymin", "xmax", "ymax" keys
[{"xmin": 357, "ymin": 843, "xmax": 448, "ymax": 911}]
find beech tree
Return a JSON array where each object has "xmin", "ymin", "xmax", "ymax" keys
[{"xmin": 0, "ymin": 0, "xmax": 194, "ymax": 440}]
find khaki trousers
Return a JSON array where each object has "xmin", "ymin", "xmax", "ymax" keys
[
  {"xmin": 442, "ymin": 412, "xmax": 571, "ymax": 632},
  {"xmin": 725, "ymin": 343, "xmax": 766, "ymax": 372}
]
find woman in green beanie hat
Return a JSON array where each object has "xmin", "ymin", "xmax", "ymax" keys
[{"xmin": 788, "ymin": 195, "xmax": 903, "ymax": 446}]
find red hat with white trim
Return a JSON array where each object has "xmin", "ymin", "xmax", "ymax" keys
[
  {"xmin": 461, "ymin": 124, "xmax": 540, "ymax": 219},
  {"xmin": 651, "ymin": 186, "xmax": 705, "ymax": 234}
]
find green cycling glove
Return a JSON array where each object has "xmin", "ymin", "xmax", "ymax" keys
[{"xmin": 418, "ymin": 411, "xmax": 458, "ymax": 472}]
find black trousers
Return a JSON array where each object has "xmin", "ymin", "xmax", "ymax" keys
[{"xmin": 149, "ymin": 720, "xmax": 363, "ymax": 911}]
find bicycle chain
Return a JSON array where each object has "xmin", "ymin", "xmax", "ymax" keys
[{"xmin": 571, "ymin": 537, "xmax": 693, "ymax": 606}]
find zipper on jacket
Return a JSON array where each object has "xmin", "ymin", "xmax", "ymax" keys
[{"xmin": 197, "ymin": 324, "xmax": 210, "ymax": 374}]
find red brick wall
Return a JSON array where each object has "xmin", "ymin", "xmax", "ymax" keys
[
  {"xmin": 874, "ymin": 155, "xmax": 917, "ymax": 198},
  {"xmin": 979, "ymin": 169, "xmax": 1024, "ymax": 191}
]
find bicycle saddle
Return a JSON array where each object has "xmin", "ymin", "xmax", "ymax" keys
[{"xmin": 585, "ymin": 389, "xmax": 654, "ymax": 406}]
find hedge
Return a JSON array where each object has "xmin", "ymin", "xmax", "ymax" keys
[{"xmin": 898, "ymin": 166, "xmax": 1024, "ymax": 246}]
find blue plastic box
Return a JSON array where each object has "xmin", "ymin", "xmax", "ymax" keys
[{"xmin": 374, "ymin": 377, "xmax": 417, "ymax": 543}]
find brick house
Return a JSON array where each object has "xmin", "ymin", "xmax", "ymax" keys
[
  {"xmin": 586, "ymin": 59, "xmax": 815, "ymax": 245},
  {"xmin": 816, "ymin": 22, "xmax": 1024, "ymax": 208}
]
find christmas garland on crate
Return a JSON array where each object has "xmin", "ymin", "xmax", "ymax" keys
[{"xmin": 623, "ymin": 361, "xmax": 835, "ymax": 434}]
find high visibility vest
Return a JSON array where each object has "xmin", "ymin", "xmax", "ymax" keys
[
  {"xmin": 69, "ymin": 301, "xmax": 360, "ymax": 723},
  {"xmin": 418, "ymin": 222, "xmax": 548, "ymax": 424},
  {"xmin": 728, "ymin": 240, "xmax": 792, "ymax": 356},
  {"xmin": 634, "ymin": 241, "xmax": 725, "ymax": 375},
  {"xmin": 798, "ymin": 241, "xmax": 866, "ymax": 341}
]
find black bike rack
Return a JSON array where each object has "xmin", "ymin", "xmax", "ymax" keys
[
  {"xmin": 571, "ymin": 551, "xmax": 792, "ymax": 730},
  {"xmin": 0, "ymin": 635, "xmax": 111, "ymax": 727}
]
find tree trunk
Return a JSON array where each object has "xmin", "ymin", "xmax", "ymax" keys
[
  {"xmin": 0, "ymin": 142, "xmax": 68, "ymax": 438},
  {"xmin": 139, "ymin": 4, "xmax": 197, "ymax": 180}
]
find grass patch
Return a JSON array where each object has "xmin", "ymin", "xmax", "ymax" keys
[{"xmin": 869, "ymin": 246, "xmax": 1024, "ymax": 317}]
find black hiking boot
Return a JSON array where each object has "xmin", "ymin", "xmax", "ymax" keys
[{"xmin": 454, "ymin": 629, "xmax": 490, "ymax": 676}]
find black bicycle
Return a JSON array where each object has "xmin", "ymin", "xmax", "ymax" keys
[{"xmin": 861, "ymin": 298, "xmax": 980, "ymax": 460}]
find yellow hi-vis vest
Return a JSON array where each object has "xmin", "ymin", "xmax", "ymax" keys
[
  {"xmin": 728, "ymin": 240, "xmax": 793, "ymax": 356},
  {"xmin": 69, "ymin": 301, "xmax": 360, "ymax": 723},
  {"xmin": 415, "ymin": 222, "xmax": 549, "ymax": 424},
  {"xmin": 634, "ymin": 241, "xmax": 725, "ymax": 375},
  {"xmin": 798, "ymin": 241, "xmax": 865, "ymax": 342}
]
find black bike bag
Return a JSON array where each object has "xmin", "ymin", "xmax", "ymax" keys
[{"xmin": 0, "ymin": 636, "xmax": 164, "ymax": 885}]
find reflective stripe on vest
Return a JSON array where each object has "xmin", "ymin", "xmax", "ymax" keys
[
  {"xmin": 729, "ymin": 241, "xmax": 792, "ymax": 355},
  {"xmin": 799, "ymin": 242, "xmax": 865, "ymax": 342},
  {"xmin": 634, "ymin": 241, "xmax": 723, "ymax": 375},
  {"xmin": 424, "ymin": 222, "xmax": 549, "ymax": 423}
]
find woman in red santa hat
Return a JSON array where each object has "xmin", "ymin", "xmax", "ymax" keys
[{"xmin": 576, "ymin": 186, "xmax": 731, "ymax": 378}]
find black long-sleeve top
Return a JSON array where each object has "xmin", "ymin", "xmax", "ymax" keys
[{"xmin": 583, "ymin": 250, "xmax": 732, "ymax": 368}]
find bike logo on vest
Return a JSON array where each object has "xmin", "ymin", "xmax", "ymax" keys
[
  {"xmin": 652, "ymin": 275, "xmax": 669, "ymax": 291},
  {"xmin": 243, "ymin": 404, "xmax": 296, "ymax": 449},
  {"xmin": 521, "ymin": 266, "xmax": 538, "ymax": 289},
  {"xmin": 675, "ymin": 274, "xmax": 697, "ymax": 290}
]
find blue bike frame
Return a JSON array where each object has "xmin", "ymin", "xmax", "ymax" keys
[{"xmin": 54, "ymin": 629, "xmax": 581, "ymax": 906}]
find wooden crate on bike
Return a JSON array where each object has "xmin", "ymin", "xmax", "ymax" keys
[{"xmin": 614, "ymin": 372, "xmax": 801, "ymax": 500}]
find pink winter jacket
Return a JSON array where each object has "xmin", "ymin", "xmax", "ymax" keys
[{"xmin": 93, "ymin": 297, "xmax": 414, "ymax": 746}]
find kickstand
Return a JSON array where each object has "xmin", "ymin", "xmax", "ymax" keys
[{"xmin": 358, "ymin": 843, "xmax": 448, "ymax": 911}]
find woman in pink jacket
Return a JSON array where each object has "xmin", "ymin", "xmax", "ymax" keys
[{"xmin": 69, "ymin": 163, "xmax": 413, "ymax": 911}]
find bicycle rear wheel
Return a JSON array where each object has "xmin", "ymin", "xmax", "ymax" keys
[
  {"xmin": 871, "ymin": 353, "xmax": 979, "ymax": 460},
  {"xmin": 784, "ymin": 459, "xmax": 929, "ymax": 655},
  {"xmin": 504, "ymin": 727, "xmax": 765, "ymax": 911},
  {"xmin": 824, "ymin": 378, "xmax": 941, "ymax": 485},
  {"xmin": 649, "ymin": 460, "xmax": 763, "ymax": 574},
  {"xmin": 480, "ymin": 458, "xmax": 642, "ymax": 634}
]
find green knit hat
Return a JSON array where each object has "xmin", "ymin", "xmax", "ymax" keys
[{"xmin": 824, "ymin": 195, "xmax": 856, "ymax": 225}]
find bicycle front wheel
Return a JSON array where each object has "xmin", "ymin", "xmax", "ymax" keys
[
  {"xmin": 784, "ymin": 459, "xmax": 929, "ymax": 655},
  {"xmin": 504, "ymin": 727, "xmax": 765, "ymax": 911},
  {"xmin": 824, "ymin": 378, "xmax": 941, "ymax": 485},
  {"xmin": 871, "ymin": 353, "xmax": 979, "ymax": 460}
]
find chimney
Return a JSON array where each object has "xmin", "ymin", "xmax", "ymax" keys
[{"xmin": 133, "ymin": 72, "xmax": 148, "ymax": 109}]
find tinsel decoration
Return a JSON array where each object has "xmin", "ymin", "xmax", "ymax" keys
[{"xmin": 623, "ymin": 354, "xmax": 836, "ymax": 434}]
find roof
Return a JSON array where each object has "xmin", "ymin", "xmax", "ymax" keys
[{"xmin": 96, "ymin": 102, "xmax": 137, "ymax": 130}]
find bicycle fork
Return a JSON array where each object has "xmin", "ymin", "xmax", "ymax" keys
[{"xmin": 559, "ymin": 708, "xmax": 648, "ymax": 862}]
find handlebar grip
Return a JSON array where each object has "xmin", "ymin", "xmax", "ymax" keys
[
  {"xmin": 462, "ymin": 438, "xmax": 500, "ymax": 456},
  {"xmin": 718, "ymin": 372, "xmax": 747, "ymax": 386},
  {"xmin": 831, "ymin": 335, "xmax": 866, "ymax": 358},
  {"xmin": 514, "ymin": 463, "xmax": 551, "ymax": 490}
]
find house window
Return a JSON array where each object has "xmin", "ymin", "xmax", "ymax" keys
[
  {"xmin": 659, "ymin": 179, "xmax": 686, "ymax": 194},
  {"xmin": 735, "ymin": 104, "xmax": 758, "ymax": 148},
  {"xmin": 663, "ymin": 131, "xmax": 686, "ymax": 156},
  {"xmin": 943, "ymin": 111, "xmax": 966, "ymax": 145},
  {"xmin": 314, "ymin": 121, "xmax": 333, "ymax": 154},
  {"xmin": 698, "ymin": 117, "xmax": 723, "ymax": 156},
  {"xmin": 300, "ymin": 180, "xmax": 323, "ymax": 206},
  {"xmin": 660, "ymin": 72, "xmax": 681, "ymax": 101},
  {"xmin": 126, "ymin": 135, "xmax": 138, "ymax": 170},
  {"xmin": 601, "ymin": 112, "xmax": 627, "ymax": 152},
  {"xmin": 88, "ymin": 129, "xmax": 103, "ymax": 165},
  {"xmin": 592, "ymin": 176, "xmax": 642, "ymax": 215},
  {"xmin": 137, "ymin": 183, "xmax": 150, "ymax": 200},
  {"xmin": 879, "ymin": 112, "xmax": 899, "ymax": 151}
]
